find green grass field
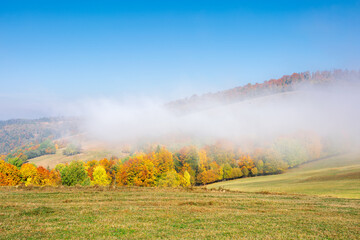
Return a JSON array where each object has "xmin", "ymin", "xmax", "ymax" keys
[
  {"xmin": 207, "ymin": 153, "xmax": 360, "ymax": 199},
  {"xmin": 0, "ymin": 187, "xmax": 359, "ymax": 239}
]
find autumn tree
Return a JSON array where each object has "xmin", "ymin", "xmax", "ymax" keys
[
  {"xmin": 229, "ymin": 168, "xmax": 243, "ymax": 179},
  {"xmin": 157, "ymin": 169, "xmax": 181, "ymax": 187},
  {"xmin": 20, "ymin": 163, "xmax": 38, "ymax": 186},
  {"xmin": 198, "ymin": 149, "xmax": 209, "ymax": 172},
  {"xmin": 0, "ymin": 160, "xmax": 21, "ymax": 186},
  {"xmin": 85, "ymin": 160, "xmax": 99, "ymax": 180},
  {"xmin": 154, "ymin": 147, "xmax": 174, "ymax": 174},
  {"xmin": 36, "ymin": 166, "xmax": 61, "ymax": 186},
  {"xmin": 196, "ymin": 162, "xmax": 223, "ymax": 185},
  {"xmin": 180, "ymin": 170, "xmax": 191, "ymax": 187},
  {"xmin": 116, "ymin": 153, "xmax": 157, "ymax": 187},
  {"xmin": 91, "ymin": 165, "xmax": 111, "ymax": 186}
]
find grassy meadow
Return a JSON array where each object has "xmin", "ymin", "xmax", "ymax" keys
[
  {"xmin": 0, "ymin": 187, "xmax": 359, "ymax": 239},
  {"xmin": 28, "ymin": 148, "xmax": 125, "ymax": 169},
  {"xmin": 1, "ymin": 153, "xmax": 359, "ymax": 239},
  {"xmin": 208, "ymin": 153, "xmax": 360, "ymax": 199}
]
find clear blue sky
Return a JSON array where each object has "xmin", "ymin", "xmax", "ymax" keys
[{"xmin": 0, "ymin": 0, "xmax": 359, "ymax": 119}]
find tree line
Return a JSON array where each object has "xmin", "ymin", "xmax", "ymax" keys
[{"xmin": 0, "ymin": 132, "xmax": 326, "ymax": 187}]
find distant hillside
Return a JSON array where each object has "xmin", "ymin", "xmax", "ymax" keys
[
  {"xmin": 167, "ymin": 69, "xmax": 360, "ymax": 113},
  {"xmin": 0, "ymin": 117, "xmax": 79, "ymax": 154}
]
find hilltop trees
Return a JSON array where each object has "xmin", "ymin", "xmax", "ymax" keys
[{"xmin": 167, "ymin": 69, "xmax": 360, "ymax": 113}]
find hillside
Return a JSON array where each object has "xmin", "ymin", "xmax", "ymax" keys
[
  {"xmin": 167, "ymin": 69, "xmax": 360, "ymax": 113},
  {"xmin": 0, "ymin": 117, "xmax": 79, "ymax": 154},
  {"xmin": 207, "ymin": 153, "xmax": 360, "ymax": 198}
]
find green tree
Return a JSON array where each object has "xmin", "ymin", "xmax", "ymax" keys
[
  {"xmin": 241, "ymin": 167, "xmax": 249, "ymax": 177},
  {"xmin": 222, "ymin": 163, "xmax": 232, "ymax": 179},
  {"xmin": 157, "ymin": 170, "xmax": 181, "ymax": 187},
  {"xmin": 59, "ymin": 161, "xmax": 90, "ymax": 186}
]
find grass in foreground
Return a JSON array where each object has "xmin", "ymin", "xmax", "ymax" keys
[
  {"xmin": 207, "ymin": 153, "xmax": 360, "ymax": 199},
  {"xmin": 0, "ymin": 187, "xmax": 359, "ymax": 239}
]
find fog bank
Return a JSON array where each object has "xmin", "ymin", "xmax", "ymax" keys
[{"xmin": 64, "ymin": 82, "xmax": 360, "ymax": 150}]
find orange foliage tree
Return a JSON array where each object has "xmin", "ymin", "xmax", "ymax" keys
[
  {"xmin": 116, "ymin": 153, "xmax": 157, "ymax": 187},
  {"xmin": 0, "ymin": 160, "xmax": 21, "ymax": 186}
]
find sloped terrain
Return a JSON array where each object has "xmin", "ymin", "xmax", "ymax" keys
[{"xmin": 207, "ymin": 153, "xmax": 360, "ymax": 198}]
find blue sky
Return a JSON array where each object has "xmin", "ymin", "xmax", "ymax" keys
[{"xmin": 0, "ymin": 0, "xmax": 360, "ymax": 119}]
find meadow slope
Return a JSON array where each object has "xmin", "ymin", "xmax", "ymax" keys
[
  {"xmin": 28, "ymin": 147, "xmax": 127, "ymax": 169},
  {"xmin": 207, "ymin": 153, "xmax": 360, "ymax": 198}
]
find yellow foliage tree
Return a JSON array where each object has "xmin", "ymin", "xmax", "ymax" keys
[
  {"xmin": 20, "ymin": 163, "xmax": 38, "ymax": 186},
  {"xmin": 180, "ymin": 170, "xmax": 191, "ymax": 187},
  {"xmin": 157, "ymin": 169, "xmax": 181, "ymax": 187},
  {"xmin": 91, "ymin": 165, "xmax": 111, "ymax": 186},
  {"xmin": 154, "ymin": 147, "xmax": 174, "ymax": 174},
  {"xmin": 198, "ymin": 149, "xmax": 208, "ymax": 172}
]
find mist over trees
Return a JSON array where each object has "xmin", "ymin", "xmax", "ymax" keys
[{"xmin": 0, "ymin": 130, "xmax": 331, "ymax": 187}]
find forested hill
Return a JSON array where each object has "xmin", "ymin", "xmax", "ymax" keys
[
  {"xmin": 167, "ymin": 69, "xmax": 360, "ymax": 113},
  {"xmin": 0, "ymin": 117, "xmax": 78, "ymax": 154}
]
